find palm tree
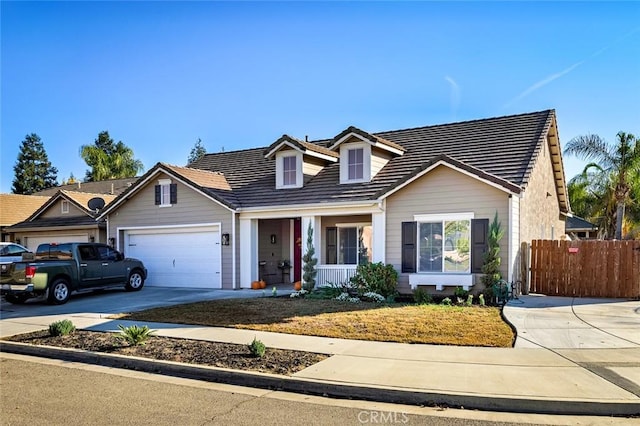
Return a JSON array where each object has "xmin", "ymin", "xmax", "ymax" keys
[
  {"xmin": 564, "ymin": 132, "xmax": 640, "ymax": 239},
  {"xmin": 80, "ymin": 131, "xmax": 144, "ymax": 181}
]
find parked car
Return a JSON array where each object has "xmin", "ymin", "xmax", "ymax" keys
[
  {"xmin": 0, "ymin": 242, "xmax": 31, "ymax": 264},
  {"xmin": 0, "ymin": 242, "xmax": 147, "ymax": 304}
]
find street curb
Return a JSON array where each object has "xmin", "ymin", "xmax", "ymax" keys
[{"xmin": 1, "ymin": 341, "xmax": 638, "ymax": 417}]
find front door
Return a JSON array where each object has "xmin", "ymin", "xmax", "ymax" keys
[{"xmin": 293, "ymin": 218, "xmax": 302, "ymax": 282}]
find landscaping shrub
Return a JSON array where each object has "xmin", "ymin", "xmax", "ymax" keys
[
  {"xmin": 49, "ymin": 319, "xmax": 76, "ymax": 337},
  {"xmin": 349, "ymin": 262, "xmax": 398, "ymax": 299},
  {"xmin": 453, "ymin": 286, "xmax": 469, "ymax": 299},
  {"xmin": 248, "ymin": 337, "xmax": 266, "ymax": 358},
  {"xmin": 413, "ymin": 287, "xmax": 433, "ymax": 305},
  {"xmin": 441, "ymin": 297, "xmax": 452, "ymax": 306},
  {"xmin": 117, "ymin": 324, "xmax": 155, "ymax": 346}
]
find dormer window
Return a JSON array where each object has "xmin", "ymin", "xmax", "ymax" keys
[
  {"xmin": 348, "ymin": 148, "xmax": 364, "ymax": 180},
  {"xmin": 275, "ymin": 151, "xmax": 302, "ymax": 189},
  {"xmin": 283, "ymin": 155, "xmax": 297, "ymax": 186},
  {"xmin": 340, "ymin": 143, "xmax": 371, "ymax": 183}
]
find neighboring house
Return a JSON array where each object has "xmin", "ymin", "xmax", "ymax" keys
[
  {"xmin": 99, "ymin": 109, "xmax": 570, "ymax": 293},
  {"xmin": 566, "ymin": 216, "xmax": 599, "ymax": 240},
  {"xmin": 0, "ymin": 194, "xmax": 50, "ymax": 242},
  {"xmin": 34, "ymin": 177, "xmax": 138, "ymax": 197},
  {"xmin": 7, "ymin": 190, "xmax": 116, "ymax": 251}
]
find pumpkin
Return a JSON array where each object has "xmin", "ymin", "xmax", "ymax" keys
[
  {"xmin": 251, "ymin": 281, "xmax": 261, "ymax": 290},
  {"xmin": 259, "ymin": 280, "xmax": 267, "ymax": 289},
  {"xmin": 293, "ymin": 281, "xmax": 302, "ymax": 291}
]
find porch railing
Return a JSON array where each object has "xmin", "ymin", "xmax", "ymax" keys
[{"xmin": 316, "ymin": 265, "xmax": 358, "ymax": 287}]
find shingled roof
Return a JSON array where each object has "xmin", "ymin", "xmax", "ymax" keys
[
  {"xmin": 187, "ymin": 110, "xmax": 567, "ymax": 211},
  {"xmin": 34, "ymin": 177, "xmax": 138, "ymax": 197},
  {"xmin": 0, "ymin": 194, "xmax": 50, "ymax": 227}
]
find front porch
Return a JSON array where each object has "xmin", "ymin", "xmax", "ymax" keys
[{"xmin": 239, "ymin": 207, "xmax": 385, "ymax": 289}]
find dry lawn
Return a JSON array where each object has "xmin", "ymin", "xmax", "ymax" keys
[{"xmin": 118, "ymin": 297, "xmax": 514, "ymax": 347}]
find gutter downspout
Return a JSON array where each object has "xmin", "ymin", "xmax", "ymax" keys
[{"xmin": 232, "ymin": 211, "xmax": 237, "ymax": 290}]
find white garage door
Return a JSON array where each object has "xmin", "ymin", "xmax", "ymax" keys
[
  {"xmin": 124, "ymin": 227, "xmax": 221, "ymax": 288},
  {"xmin": 25, "ymin": 234, "xmax": 89, "ymax": 251}
]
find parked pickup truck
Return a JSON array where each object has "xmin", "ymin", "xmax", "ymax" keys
[{"xmin": 1, "ymin": 242, "xmax": 147, "ymax": 305}]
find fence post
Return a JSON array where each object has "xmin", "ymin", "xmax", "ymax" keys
[{"xmin": 520, "ymin": 242, "xmax": 530, "ymax": 294}]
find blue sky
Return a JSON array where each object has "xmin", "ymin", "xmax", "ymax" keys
[{"xmin": 2, "ymin": 1, "xmax": 639, "ymax": 193}]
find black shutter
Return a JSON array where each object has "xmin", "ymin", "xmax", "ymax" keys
[
  {"xmin": 170, "ymin": 184, "xmax": 178, "ymax": 204},
  {"xmin": 326, "ymin": 227, "xmax": 337, "ymax": 264},
  {"xmin": 471, "ymin": 218, "xmax": 489, "ymax": 273},
  {"xmin": 401, "ymin": 221, "xmax": 416, "ymax": 273},
  {"xmin": 154, "ymin": 185, "xmax": 161, "ymax": 205}
]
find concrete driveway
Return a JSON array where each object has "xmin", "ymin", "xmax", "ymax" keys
[
  {"xmin": 0, "ymin": 286, "xmax": 289, "ymax": 338},
  {"xmin": 503, "ymin": 295, "xmax": 640, "ymax": 349}
]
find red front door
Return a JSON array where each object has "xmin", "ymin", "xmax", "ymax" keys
[{"xmin": 293, "ymin": 218, "xmax": 302, "ymax": 282}]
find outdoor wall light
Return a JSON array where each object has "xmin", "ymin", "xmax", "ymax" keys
[
  {"xmin": 270, "ymin": 234, "xmax": 277, "ymax": 244},
  {"xmin": 108, "ymin": 237, "xmax": 115, "ymax": 247},
  {"xmin": 221, "ymin": 233, "xmax": 230, "ymax": 246},
  {"xmin": 89, "ymin": 236, "xmax": 95, "ymax": 243}
]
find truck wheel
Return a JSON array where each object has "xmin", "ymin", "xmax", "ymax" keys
[
  {"xmin": 125, "ymin": 270, "xmax": 145, "ymax": 291},
  {"xmin": 5, "ymin": 294, "xmax": 29, "ymax": 304},
  {"xmin": 47, "ymin": 279, "xmax": 71, "ymax": 304}
]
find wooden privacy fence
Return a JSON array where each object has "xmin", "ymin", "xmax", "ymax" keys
[{"xmin": 528, "ymin": 239, "xmax": 640, "ymax": 298}]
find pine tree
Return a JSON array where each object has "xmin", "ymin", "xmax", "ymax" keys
[
  {"xmin": 302, "ymin": 222, "xmax": 318, "ymax": 291},
  {"xmin": 187, "ymin": 138, "xmax": 207, "ymax": 165},
  {"xmin": 12, "ymin": 133, "xmax": 58, "ymax": 194}
]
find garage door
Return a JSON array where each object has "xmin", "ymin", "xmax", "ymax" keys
[
  {"xmin": 124, "ymin": 227, "xmax": 221, "ymax": 288},
  {"xmin": 25, "ymin": 234, "xmax": 89, "ymax": 251}
]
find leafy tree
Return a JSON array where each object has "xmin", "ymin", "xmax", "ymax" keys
[
  {"xmin": 12, "ymin": 133, "xmax": 58, "ymax": 194},
  {"xmin": 80, "ymin": 131, "xmax": 143, "ymax": 181},
  {"xmin": 302, "ymin": 223, "xmax": 318, "ymax": 291},
  {"xmin": 187, "ymin": 138, "xmax": 207, "ymax": 165},
  {"xmin": 564, "ymin": 131, "xmax": 640, "ymax": 239}
]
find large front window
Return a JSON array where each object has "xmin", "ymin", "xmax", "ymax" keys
[
  {"xmin": 328, "ymin": 224, "xmax": 372, "ymax": 265},
  {"xmin": 347, "ymin": 148, "xmax": 364, "ymax": 180},
  {"xmin": 419, "ymin": 219, "xmax": 470, "ymax": 273},
  {"xmin": 282, "ymin": 156, "xmax": 297, "ymax": 186}
]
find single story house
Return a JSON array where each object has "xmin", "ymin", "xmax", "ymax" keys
[
  {"xmin": 99, "ymin": 109, "xmax": 570, "ymax": 293},
  {"xmin": 565, "ymin": 216, "xmax": 599, "ymax": 240},
  {"xmin": 7, "ymin": 190, "xmax": 116, "ymax": 250},
  {"xmin": 0, "ymin": 194, "xmax": 50, "ymax": 242}
]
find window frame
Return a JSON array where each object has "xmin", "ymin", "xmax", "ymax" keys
[
  {"xmin": 327, "ymin": 223, "xmax": 372, "ymax": 265},
  {"xmin": 414, "ymin": 213, "xmax": 473, "ymax": 274},
  {"xmin": 275, "ymin": 151, "xmax": 303, "ymax": 189},
  {"xmin": 61, "ymin": 200, "xmax": 70, "ymax": 214},
  {"xmin": 339, "ymin": 142, "xmax": 371, "ymax": 183}
]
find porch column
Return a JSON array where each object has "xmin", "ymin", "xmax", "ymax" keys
[
  {"xmin": 239, "ymin": 217, "xmax": 258, "ymax": 288},
  {"xmin": 372, "ymin": 204, "xmax": 386, "ymax": 263}
]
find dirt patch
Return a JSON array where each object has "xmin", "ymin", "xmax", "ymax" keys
[{"xmin": 5, "ymin": 330, "xmax": 329, "ymax": 376}]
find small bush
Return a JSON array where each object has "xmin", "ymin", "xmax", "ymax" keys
[
  {"xmin": 441, "ymin": 297, "xmax": 452, "ymax": 306},
  {"xmin": 413, "ymin": 287, "xmax": 433, "ymax": 305},
  {"xmin": 248, "ymin": 337, "xmax": 266, "ymax": 358},
  {"xmin": 362, "ymin": 292, "xmax": 385, "ymax": 303},
  {"xmin": 453, "ymin": 286, "xmax": 469, "ymax": 299},
  {"xmin": 335, "ymin": 292, "xmax": 361, "ymax": 303},
  {"xmin": 117, "ymin": 324, "xmax": 155, "ymax": 346},
  {"xmin": 466, "ymin": 294, "xmax": 474, "ymax": 306},
  {"xmin": 479, "ymin": 294, "xmax": 485, "ymax": 306},
  {"xmin": 49, "ymin": 319, "xmax": 76, "ymax": 337},
  {"xmin": 350, "ymin": 262, "xmax": 398, "ymax": 299}
]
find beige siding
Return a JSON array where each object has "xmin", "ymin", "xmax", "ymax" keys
[
  {"xmin": 106, "ymin": 172, "xmax": 236, "ymax": 288},
  {"xmin": 302, "ymin": 156, "xmax": 325, "ymax": 177},
  {"xmin": 371, "ymin": 148, "xmax": 392, "ymax": 178},
  {"xmin": 385, "ymin": 165, "xmax": 511, "ymax": 294},
  {"xmin": 520, "ymin": 136, "xmax": 566, "ymax": 244},
  {"xmin": 41, "ymin": 199, "xmax": 85, "ymax": 218}
]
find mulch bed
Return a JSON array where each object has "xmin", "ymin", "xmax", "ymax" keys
[{"xmin": 4, "ymin": 330, "xmax": 329, "ymax": 376}]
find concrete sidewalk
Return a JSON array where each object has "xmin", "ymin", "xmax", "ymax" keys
[{"xmin": 1, "ymin": 296, "xmax": 639, "ymax": 417}]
